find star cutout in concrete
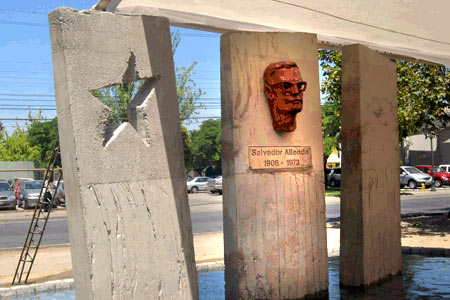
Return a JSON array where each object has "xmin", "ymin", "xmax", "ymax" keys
[{"xmin": 90, "ymin": 52, "xmax": 160, "ymax": 147}]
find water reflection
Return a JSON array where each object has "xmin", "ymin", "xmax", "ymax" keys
[
  {"xmin": 329, "ymin": 257, "xmax": 406, "ymax": 299},
  {"xmin": 198, "ymin": 255, "xmax": 450, "ymax": 300},
  {"xmin": 15, "ymin": 255, "xmax": 450, "ymax": 300},
  {"xmin": 402, "ymin": 256, "xmax": 450, "ymax": 299}
]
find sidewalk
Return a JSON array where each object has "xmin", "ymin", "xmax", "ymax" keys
[
  {"xmin": 0, "ymin": 228, "xmax": 340, "ymax": 288},
  {"xmin": 4, "ymin": 218, "xmax": 449, "ymax": 289}
]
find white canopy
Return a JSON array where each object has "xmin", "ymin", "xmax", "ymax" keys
[{"xmin": 95, "ymin": 0, "xmax": 450, "ymax": 67}]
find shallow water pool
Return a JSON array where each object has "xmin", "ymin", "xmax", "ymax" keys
[{"xmin": 16, "ymin": 255, "xmax": 450, "ymax": 300}]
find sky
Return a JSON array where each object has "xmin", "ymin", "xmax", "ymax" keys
[{"xmin": 0, "ymin": 1, "xmax": 321, "ymax": 134}]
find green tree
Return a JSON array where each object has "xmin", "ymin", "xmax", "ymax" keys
[
  {"xmin": 319, "ymin": 49, "xmax": 450, "ymax": 159},
  {"xmin": 181, "ymin": 125, "xmax": 194, "ymax": 171},
  {"xmin": 92, "ymin": 82, "xmax": 139, "ymax": 124},
  {"xmin": 397, "ymin": 61, "xmax": 450, "ymax": 138},
  {"xmin": 0, "ymin": 128, "xmax": 39, "ymax": 161},
  {"xmin": 190, "ymin": 119, "xmax": 221, "ymax": 174},
  {"xmin": 171, "ymin": 30, "xmax": 205, "ymax": 124},
  {"xmin": 27, "ymin": 118, "xmax": 59, "ymax": 167},
  {"xmin": 319, "ymin": 49, "xmax": 342, "ymax": 163}
]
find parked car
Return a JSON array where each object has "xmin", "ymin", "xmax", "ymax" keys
[
  {"xmin": 415, "ymin": 165, "xmax": 450, "ymax": 188},
  {"xmin": 0, "ymin": 181, "xmax": 16, "ymax": 210},
  {"xmin": 327, "ymin": 168, "xmax": 341, "ymax": 188},
  {"xmin": 13, "ymin": 178, "xmax": 33, "ymax": 200},
  {"xmin": 53, "ymin": 180, "xmax": 65, "ymax": 206},
  {"xmin": 186, "ymin": 177, "xmax": 209, "ymax": 193},
  {"xmin": 400, "ymin": 166, "xmax": 433, "ymax": 189},
  {"xmin": 18, "ymin": 180, "xmax": 44, "ymax": 209},
  {"xmin": 208, "ymin": 176, "xmax": 223, "ymax": 194},
  {"xmin": 439, "ymin": 164, "xmax": 450, "ymax": 173},
  {"xmin": 324, "ymin": 168, "xmax": 333, "ymax": 186}
]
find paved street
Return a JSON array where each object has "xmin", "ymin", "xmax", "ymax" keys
[
  {"xmin": 0, "ymin": 189, "xmax": 449, "ymax": 249},
  {"xmin": 325, "ymin": 189, "xmax": 450, "ymax": 219}
]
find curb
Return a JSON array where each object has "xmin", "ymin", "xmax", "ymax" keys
[
  {"xmin": 196, "ymin": 260, "xmax": 225, "ymax": 274},
  {"xmin": 0, "ymin": 279, "xmax": 74, "ymax": 300},
  {"xmin": 0, "ymin": 261, "xmax": 225, "ymax": 299},
  {"xmin": 402, "ymin": 246, "xmax": 450, "ymax": 257}
]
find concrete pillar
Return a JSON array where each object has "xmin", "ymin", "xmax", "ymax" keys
[
  {"xmin": 221, "ymin": 32, "xmax": 328, "ymax": 299},
  {"xmin": 49, "ymin": 8, "xmax": 197, "ymax": 299},
  {"xmin": 340, "ymin": 44, "xmax": 401, "ymax": 287}
]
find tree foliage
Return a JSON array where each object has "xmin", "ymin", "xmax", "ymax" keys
[
  {"xmin": 319, "ymin": 49, "xmax": 450, "ymax": 159},
  {"xmin": 171, "ymin": 31, "xmax": 205, "ymax": 124},
  {"xmin": 27, "ymin": 118, "xmax": 59, "ymax": 167},
  {"xmin": 319, "ymin": 49, "xmax": 342, "ymax": 159},
  {"xmin": 397, "ymin": 61, "xmax": 450, "ymax": 138},
  {"xmin": 189, "ymin": 119, "xmax": 221, "ymax": 174},
  {"xmin": 0, "ymin": 128, "xmax": 39, "ymax": 162},
  {"xmin": 92, "ymin": 82, "xmax": 139, "ymax": 124},
  {"xmin": 181, "ymin": 125, "xmax": 194, "ymax": 170}
]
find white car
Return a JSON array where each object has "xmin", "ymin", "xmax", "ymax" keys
[
  {"xmin": 439, "ymin": 164, "xmax": 450, "ymax": 173},
  {"xmin": 208, "ymin": 176, "xmax": 223, "ymax": 194},
  {"xmin": 186, "ymin": 177, "xmax": 209, "ymax": 193}
]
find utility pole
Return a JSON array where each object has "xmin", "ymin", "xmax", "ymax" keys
[{"xmin": 425, "ymin": 130, "xmax": 437, "ymax": 192}]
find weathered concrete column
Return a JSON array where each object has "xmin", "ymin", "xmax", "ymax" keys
[
  {"xmin": 221, "ymin": 32, "xmax": 328, "ymax": 299},
  {"xmin": 49, "ymin": 8, "xmax": 197, "ymax": 299},
  {"xmin": 340, "ymin": 44, "xmax": 401, "ymax": 287}
]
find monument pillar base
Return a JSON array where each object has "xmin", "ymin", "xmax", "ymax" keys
[
  {"xmin": 340, "ymin": 44, "xmax": 401, "ymax": 287},
  {"xmin": 221, "ymin": 32, "xmax": 328, "ymax": 299},
  {"xmin": 49, "ymin": 8, "xmax": 197, "ymax": 299}
]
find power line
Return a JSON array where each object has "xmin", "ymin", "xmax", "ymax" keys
[
  {"xmin": 0, "ymin": 104, "xmax": 55, "ymax": 107},
  {"xmin": 0, "ymin": 98, "xmax": 55, "ymax": 102},
  {"xmin": 191, "ymin": 78, "xmax": 220, "ymax": 81},
  {"xmin": 0, "ymin": 60, "xmax": 51, "ymax": 65},
  {"xmin": 0, "ymin": 8, "xmax": 48, "ymax": 15},
  {"xmin": 0, "ymin": 70, "xmax": 53, "ymax": 74},
  {"xmin": 0, "ymin": 20, "xmax": 47, "ymax": 27},
  {"xmin": 0, "ymin": 118, "xmax": 55, "ymax": 121},
  {"xmin": 0, "ymin": 75, "xmax": 53, "ymax": 80},
  {"xmin": 193, "ymin": 70, "xmax": 220, "ymax": 73},
  {"xmin": 186, "ymin": 116, "xmax": 221, "ymax": 119},
  {"xmin": 179, "ymin": 33, "xmax": 219, "ymax": 38},
  {"xmin": 0, "ymin": 82, "xmax": 53, "ymax": 87},
  {"xmin": 0, "ymin": 19, "xmax": 220, "ymax": 39},
  {"xmin": 0, "ymin": 107, "xmax": 55, "ymax": 110},
  {"xmin": 0, "ymin": 93, "xmax": 54, "ymax": 97}
]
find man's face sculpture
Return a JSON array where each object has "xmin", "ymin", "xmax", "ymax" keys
[{"xmin": 263, "ymin": 61, "xmax": 307, "ymax": 132}]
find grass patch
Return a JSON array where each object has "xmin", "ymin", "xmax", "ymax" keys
[{"xmin": 326, "ymin": 189, "xmax": 341, "ymax": 197}]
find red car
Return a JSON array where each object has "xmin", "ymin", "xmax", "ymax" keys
[
  {"xmin": 414, "ymin": 165, "xmax": 450, "ymax": 188},
  {"xmin": 13, "ymin": 178, "xmax": 33, "ymax": 199}
]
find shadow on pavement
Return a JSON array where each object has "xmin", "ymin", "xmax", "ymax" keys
[{"xmin": 401, "ymin": 214, "xmax": 450, "ymax": 237}]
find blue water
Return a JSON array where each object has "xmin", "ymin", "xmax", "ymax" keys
[{"xmin": 16, "ymin": 255, "xmax": 450, "ymax": 300}]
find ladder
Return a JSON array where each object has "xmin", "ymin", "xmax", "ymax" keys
[{"xmin": 12, "ymin": 139, "xmax": 63, "ymax": 285}]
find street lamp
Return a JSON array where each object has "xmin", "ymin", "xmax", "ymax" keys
[{"xmin": 424, "ymin": 129, "xmax": 437, "ymax": 192}]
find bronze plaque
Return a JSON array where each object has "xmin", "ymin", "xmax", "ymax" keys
[{"xmin": 249, "ymin": 146, "xmax": 312, "ymax": 170}]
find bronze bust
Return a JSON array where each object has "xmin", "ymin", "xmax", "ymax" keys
[{"xmin": 263, "ymin": 61, "xmax": 307, "ymax": 132}]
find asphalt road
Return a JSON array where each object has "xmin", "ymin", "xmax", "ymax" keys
[
  {"xmin": 1, "ymin": 189, "xmax": 449, "ymax": 249},
  {"xmin": 0, "ymin": 219, "xmax": 69, "ymax": 249},
  {"xmin": 325, "ymin": 190, "xmax": 450, "ymax": 219}
]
